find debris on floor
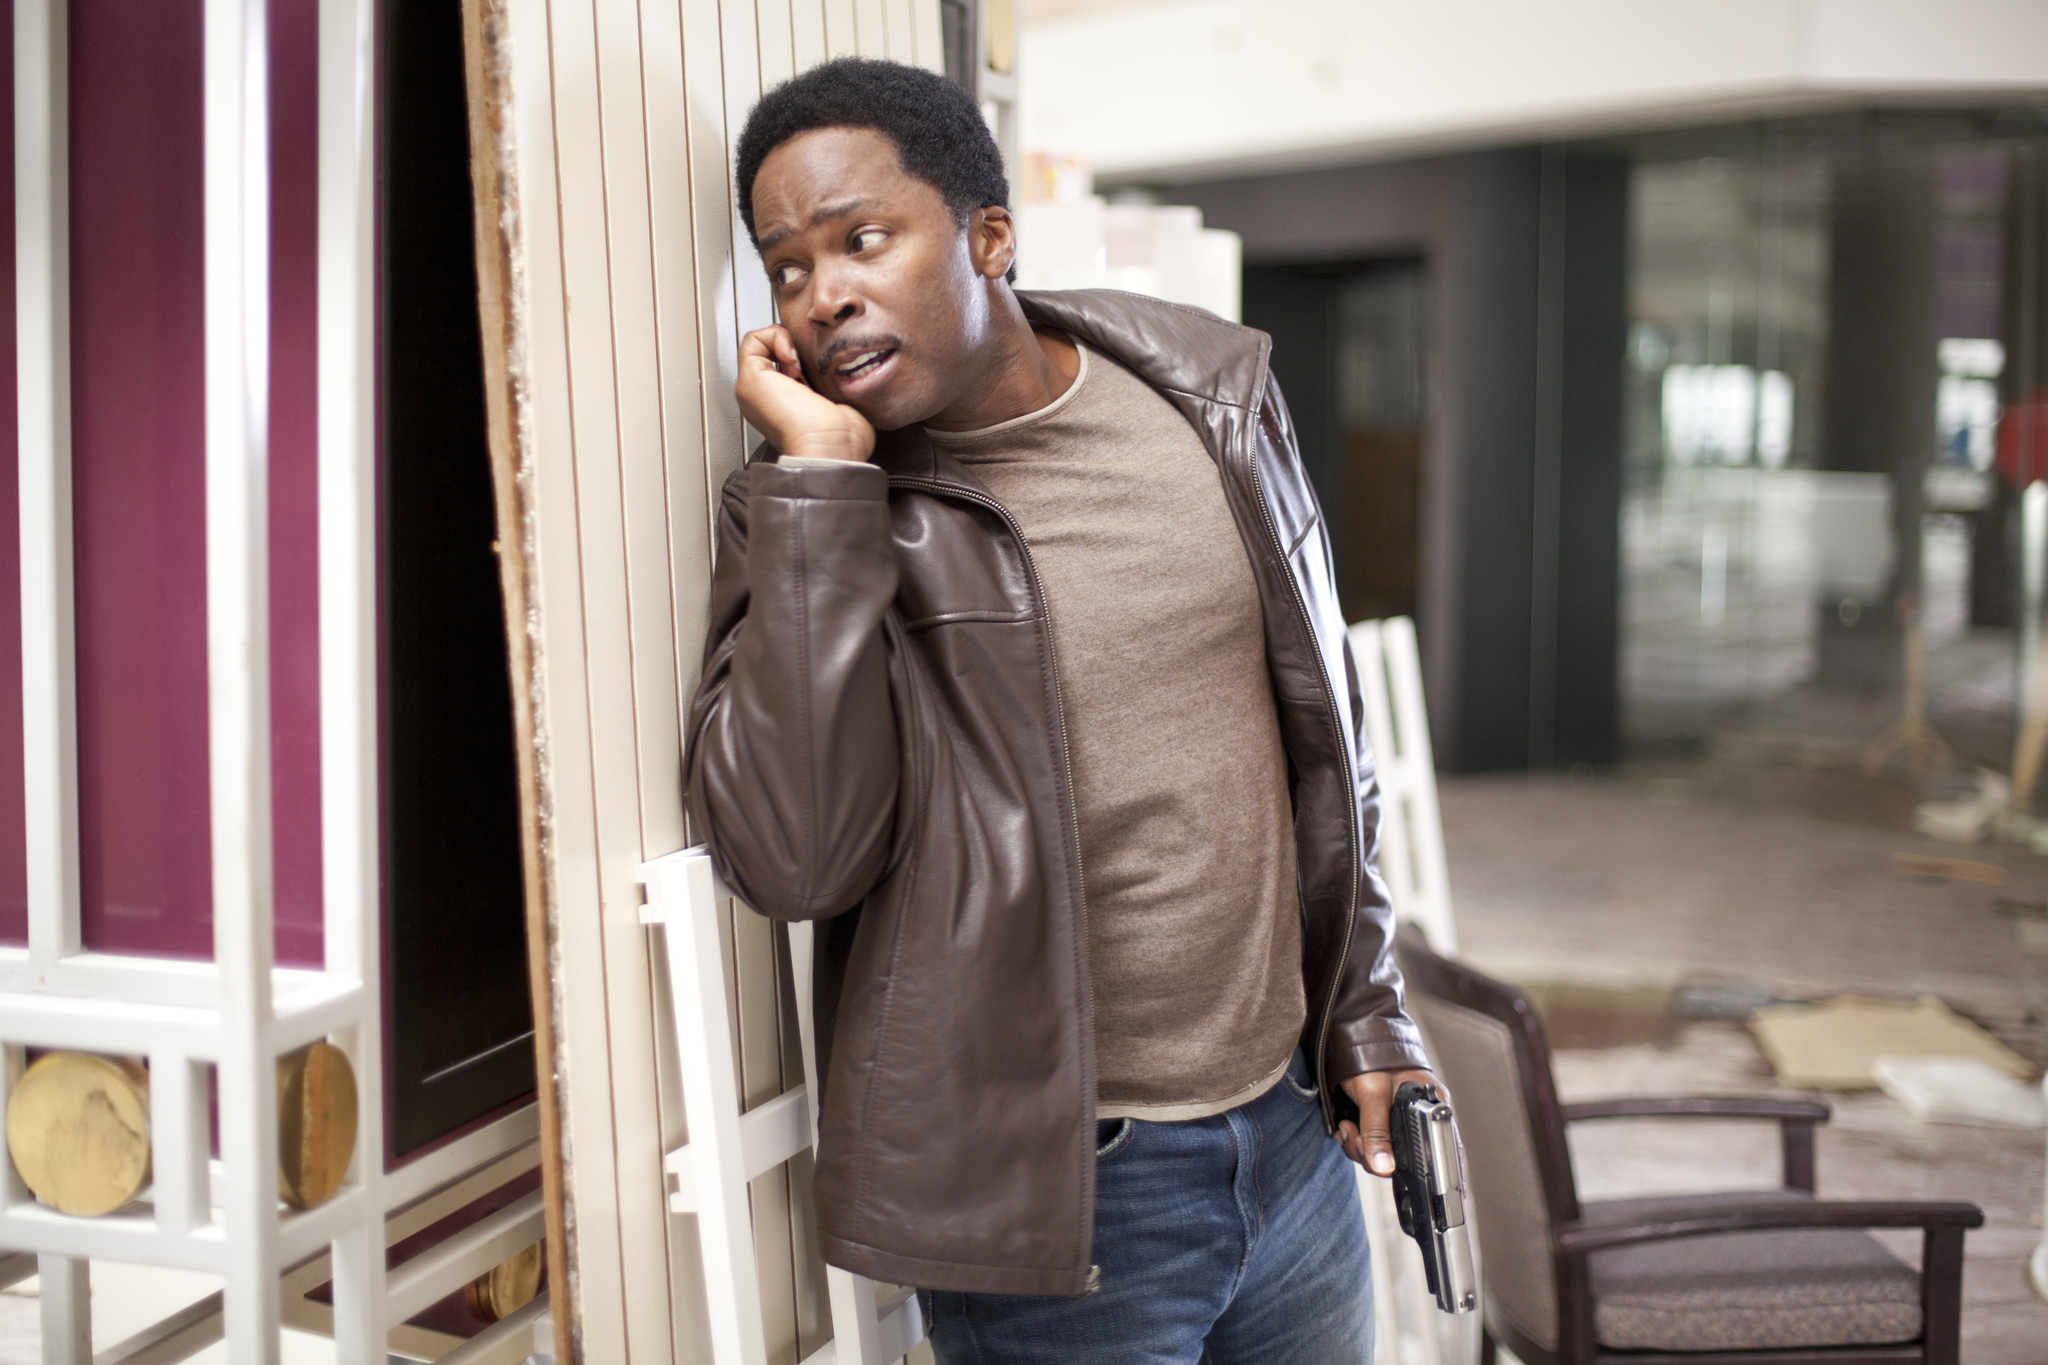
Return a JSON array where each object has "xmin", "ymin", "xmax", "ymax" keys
[
  {"xmin": 1750, "ymin": 994, "xmax": 2035, "ymax": 1089},
  {"xmin": 1871, "ymin": 1055, "xmax": 2048, "ymax": 1128},
  {"xmin": 1913, "ymin": 769, "xmax": 2010, "ymax": 843},
  {"xmin": 1889, "ymin": 851, "xmax": 2009, "ymax": 885},
  {"xmin": 1511, "ymin": 979, "xmax": 1676, "ymax": 1049},
  {"xmin": 2001, "ymin": 808, "xmax": 2048, "ymax": 856},
  {"xmin": 1446, "ymin": 773, "xmax": 2048, "ymax": 1361},
  {"xmin": 1670, "ymin": 976, "xmax": 1824, "ymax": 1020}
]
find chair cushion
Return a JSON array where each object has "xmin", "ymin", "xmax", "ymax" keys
[{"xmin": 1584, "ymin": 1190, "xmax": 1922, "ymax": 1352}]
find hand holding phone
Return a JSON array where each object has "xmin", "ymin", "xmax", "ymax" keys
[{"xmin": 737, "ymin": 324, "xmax": 876, "ymax": 463}]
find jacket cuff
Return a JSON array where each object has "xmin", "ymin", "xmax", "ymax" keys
[
  {"xmin": 1323, "ymin": 1013, "xmax": 1431, "ymax": 1083},
  {"xmin": 749, "ymin": 457, "xmax": 888, "ymax": 502}
]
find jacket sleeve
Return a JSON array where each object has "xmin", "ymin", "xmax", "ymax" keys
[
  {"xmin": 1326, "ymin": 621, "xmax": 1432, "ymax": 1079},
  {"xmin": 1257, "ymin": 377, "xmax": 1431, "ymax": 1084},
  {"xmin": 684, "ymin": 457, "xmax": 901, "ymax": 920}
]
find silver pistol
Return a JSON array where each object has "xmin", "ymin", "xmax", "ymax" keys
[{"xmin": 1389, "ymin": 1080, "xmax": 1478, "ymax": 1315}]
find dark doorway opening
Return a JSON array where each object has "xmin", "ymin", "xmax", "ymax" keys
[
  {"xmin": 1243, "ymin": 259, "xmax": 1427, "ymax": 625},
  {"xmin": 379, "ymin": 0, "xmax": 534, "ymax": 1160}
]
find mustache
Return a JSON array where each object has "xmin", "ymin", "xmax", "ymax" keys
[{"xmin": 815, "ymin": 334, "xmax": 904, "ymax": 373}]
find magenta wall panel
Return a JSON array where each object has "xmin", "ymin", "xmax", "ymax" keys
[
  {"xmin": 269, "ymin": 0, "xmax": 323, "ymax": 967},
  {"xmin": 69, "ymin": 0, "xmax": 213, "ymax": 959},
  {"xmin": 68, "ymin": 0, "xmax": 322, "ymax": 963},
  {"xmin": 0, "ymin": 4, "xmax": 27, "ymax": 947}
]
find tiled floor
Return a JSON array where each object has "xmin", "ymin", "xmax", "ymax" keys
[{"xmin": 1442, "ymin": 770, "xmax": 2048, "ymax": 1364}]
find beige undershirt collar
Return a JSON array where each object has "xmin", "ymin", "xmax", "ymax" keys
[{"xmin": 923, "ymin": 345, "xmax": 1090, "ymax": 444}]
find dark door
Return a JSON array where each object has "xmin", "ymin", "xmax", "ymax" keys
[
  {"xmin": 1244, "ymin": 259, "xmax": 1428, "ymax": 624},
  {"xmin": 379, "ymin": 0, "xmax": 534, "ymax": 1159}
]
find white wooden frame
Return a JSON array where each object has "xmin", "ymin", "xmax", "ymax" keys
[
  {"xmin": 1348, "ymin": 616, "xmax": 1483, "ymax": 1365},
  {"xmin": 640, "ymin": 850, "xmax": 922, "ymax": 1365},
  {"xmin": 0, "ymin": 3, "xmax": 542, "ymax": 1360},
  {"xmin": 1349, "ymin": 616, "xmax": 1458, "ymax": 955}
]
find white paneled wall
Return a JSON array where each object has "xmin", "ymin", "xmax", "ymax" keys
[{"xmin": 461, "ymin": 3, "xmax": 949, "ymax": 1362}]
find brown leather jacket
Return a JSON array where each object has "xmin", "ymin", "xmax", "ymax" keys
[{"xmin": 685, "ymin": 290, "xmax": 1428, "ymax": 1297}]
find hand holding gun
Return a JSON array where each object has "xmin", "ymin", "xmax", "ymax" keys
[{"xmin": 1390, "ymin": 1080, "xmax": 1478, "ymax": 1315}]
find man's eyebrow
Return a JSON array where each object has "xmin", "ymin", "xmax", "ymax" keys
[{"xmin": 758, "ymin": 197, "xmax": 882, "ymax": 252}]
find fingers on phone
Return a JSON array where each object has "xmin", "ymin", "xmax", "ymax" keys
[
  {"xmin": 760, "ymin": 328, "xmax": 806, "ymax": 383},
  {"xmin": 739, "ymin": 335, "xmax": 807, "ymax": 389},
  {"xmin": 742, "ymin": 324, "xmax": 795, "ymax": 360}
]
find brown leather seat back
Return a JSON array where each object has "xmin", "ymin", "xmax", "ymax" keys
[
  {"xmin": 1409, "ymin": 988, "xmax": 1560, "ymax": 1352},
  {"xmin": 1396, "ymin": 929, "xmax": 1582, "ymax": 1355}
]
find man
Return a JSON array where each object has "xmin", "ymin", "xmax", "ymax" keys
[{"xmin": 686, "ymin": 56, "xmax": 1438, "ymax": 1364}]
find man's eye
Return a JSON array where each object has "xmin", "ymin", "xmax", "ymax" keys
[
  {"xmin": 849, "ymin": 228, "xmax": 885, "ymax": 253},
  {"xmin": 771, "ymin": 263, "xmax": 807, "ymax": 288}
]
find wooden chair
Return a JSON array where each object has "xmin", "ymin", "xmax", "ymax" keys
[{"xmin": 1393, "ymin": 930, "xmax": 1984, "ymax": 1365}]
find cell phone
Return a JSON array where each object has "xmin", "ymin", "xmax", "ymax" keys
[{"xmin": 1389, "ymin": 1080, "xmax": 1478, "ymax": 1315}]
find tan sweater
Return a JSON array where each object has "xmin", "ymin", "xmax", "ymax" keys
[{"xmin": 925, "ymin": 344, "xmax": 1305, "ymax": 1120}]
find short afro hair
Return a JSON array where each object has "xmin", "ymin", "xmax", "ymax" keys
[{"xmin": 735, "ymin": 57, "xmax": 1008, "ymax": 248}]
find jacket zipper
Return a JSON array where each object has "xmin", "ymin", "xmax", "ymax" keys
[
  {"xmin": 1243, "ymin": 441, "xmax": 1360, "ymax": 1134},
  {"xmin": 890, "ymin": 474, "xmax": 1101, "ymax": 1293}
]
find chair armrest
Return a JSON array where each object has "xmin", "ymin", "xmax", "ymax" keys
[
  {"xmin": 1555, "ymin": 1199, "xmax": 1985, "ymax": 1256},
  {"xmin": 1561, "ymin": 1096, "xmax": 1830, "ymax": 1124},
  {"xmin": 1562, "ymin": 1096, "xmax": 1830, "ymax": 1191}
]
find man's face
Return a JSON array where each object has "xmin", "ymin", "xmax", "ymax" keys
[{"xmin": 751, "ymin": 127, "xmax": 998, "ymax": 430}]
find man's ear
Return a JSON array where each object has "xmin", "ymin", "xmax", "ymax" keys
[{"xmin": 969, "ymin": 206, "xmax": 1017, "ymax": 282}]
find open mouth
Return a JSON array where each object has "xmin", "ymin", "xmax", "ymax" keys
[{"xmin": 834, "ymin": 348, "xmax": 896, "ymax": 381}]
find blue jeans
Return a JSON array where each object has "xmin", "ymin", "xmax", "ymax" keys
[{"xmin": 926, "ymin": 1049, "xmax": 1375, "ymax": 1364}]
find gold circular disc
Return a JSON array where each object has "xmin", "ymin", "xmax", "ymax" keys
[
  {"xmin": 464, "ymin": 1242, "xmax": 544, "ymax": 1322},
  {"xmin": 277, "ymin": 1042, "xmax": 359, "ymax": 1209},
  {"xmin": 6, "ymin": 1052, "xmax": 152, "ymax": 1216}
]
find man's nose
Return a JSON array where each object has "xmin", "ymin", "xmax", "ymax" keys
[{"xmin": 807, "ymin": 260, "xmax": 862, "ymax": 328}]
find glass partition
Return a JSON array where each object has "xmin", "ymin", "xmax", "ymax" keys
[
  {"xmin": 68, "ymin": 0, "xmax": 215, "ymax": 958},
  {"xmin": 61, "ymin": 0, "xmax": 325, "ymax": 962},
  {"xmin": 1616, "ymin": 113, "xmax": 2048, "ymax": 828}
]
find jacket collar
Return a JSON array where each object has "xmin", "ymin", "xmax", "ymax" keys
[
  {"xmin": 1017, "ymin": 289, "xmax": 1271, "ymax": 416},
  {"xmin": 871, "ymin": 289, "xmax": 1271, "ymax": 483}
]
